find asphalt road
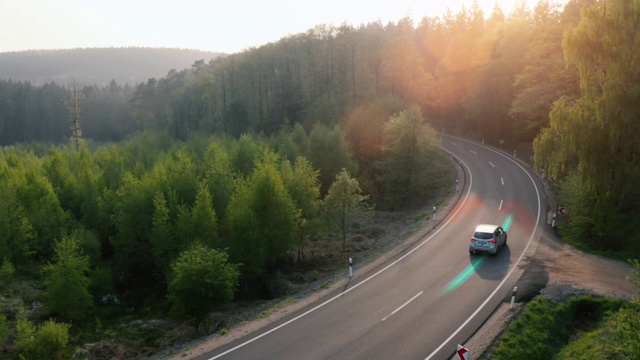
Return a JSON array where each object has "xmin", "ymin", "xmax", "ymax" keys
[{"xmin": 198, "ymin": 135, "xmax": 545, "ymax": 360}]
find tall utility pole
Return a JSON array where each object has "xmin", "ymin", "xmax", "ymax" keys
[{"xmin": 62, "ymin": 85, "xmax": 83, "ymax": 151}]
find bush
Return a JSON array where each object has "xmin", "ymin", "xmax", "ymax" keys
[
  {"xmin": 168, "ymin": 243, "xmax": 240, "ymax": 325},
  {"xmin": 14, "ymin": 307, "xmax": 72, "ymax": 360},
  {"xmin": 0, "ymin": 257, "xmax": 15, "ymax": 287},
  {"xmin": 31, "ymin": 319, "xmax": 71, "ymax": 360},
  {"xmin": 489, "ymin": 296, "xmax": 625, "ymax": 360}
]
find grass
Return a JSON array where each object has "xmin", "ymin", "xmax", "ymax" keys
[{"xmin": 487, "ymin": 296, "xmax": 627, "ymax": 360}]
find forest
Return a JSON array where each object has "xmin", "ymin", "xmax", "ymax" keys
[
  {"xmin": 0, "ymin": 47, "xmax": 222, "ymax": 87},
  {"xmin": 1, "ymin": 0, "xmax": 640, "ymax": 358}
]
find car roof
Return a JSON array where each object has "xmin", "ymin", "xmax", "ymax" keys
[{"xmin": 475, "ymin": 224, "xmax": 499, "ymax": 233}]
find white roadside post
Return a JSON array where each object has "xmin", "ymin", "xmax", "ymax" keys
[
  {"xmin": 456, "ymin": 179, "xmax": 459, "ymax": 191},
  {"xmin": 455, "ymin": 344, "xmax": 469, "ymax": 360},
  {"xmin": 513, "ymin": 149, "xmax": 517, "ymax": 158},
  {"xmin": 510, "ymin": 286, "xmax": 518, "ymax": 309},
  {"xmin": 348, "ymin": 257, "xmax": 353, "ymax": 278}
]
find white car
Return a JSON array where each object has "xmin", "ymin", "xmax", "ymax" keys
[{"xmin": 469, "ymin": 224, "xmax": 507, "ymax": 255}]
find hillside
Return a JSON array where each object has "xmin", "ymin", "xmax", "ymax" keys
[{"xmin": 0, "ymin": 47, "xmax": 223, "ymax": 86}]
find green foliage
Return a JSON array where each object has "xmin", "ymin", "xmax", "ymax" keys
[
  {"xmin": 150, "ymin": 191, "xmax": 177, "ymax": 278},
  {"xmin": 202, "ymin": 141, "xmax": 236, "ymax": 222},
  {"xmin": 112, "ymin": 147, "xmax": 199, "ymax": 287},
  {"xmin": 305, "ymin": 124, "xmax": 358, "ymax": 194},
  {"xmin": 534, "ymin": 0, "xmax": 640, "ymax": 255},
  {"xmin": 601, "ymin": 302, "xmax": 640, "ymax": 358},
  {"xmin": 14, "ymin": 309, "xmax": 35, "ymax": 356},
  {"xmin": 509, "ymin": 2, "xmax": 580, "ymax": 141},
  {"xmin": 0, "ymin": 314, "xmax": 10, "ymax": 347},
  {"xmin": 14, "ymin": 309, "xmax": 71, "ymax": 360},
  {"xmin": 179, "ymin": 183, "xmax": 220, "ymax": 248},
  {"xmin": 43, "ymin": 232, "xmax": 93, "ymax": 322},
  {"xmin": 89, "ymin": 263, "xmax": 116, "ymax": 305},
  {"xmin": 230, "ymin": 134, "xmax": 263, "ymax": 178},
  {"xmin": 489, "ymin": 296, "xmax": 625, "ymax": 360},
  {"xmin": 168, "ymin": 243, "xmax": 239, "ymax": 322},
  {"xmin": 323, "ymin": 168, "xmax": 372, "ymax": 252},
  {"xmin": 279, "ymin": 156, "xmax": 322, "ymax": 260},
  {"xmin": 0, "ymin": 257, "xmax": 16, "ymax": 288},
  {"xmin": 31, "ymin": 319, "xmax": 71, "ymax": 360},
  {"xmin": 227, "ymin": 149, "xmax": 299, "ymax": 279},
  {"xmin": 376, "ymin": 106, "xmax": 442, "ymax": 208},
  {"xmin": 0, "ymin": 150, "xmax": 67, "ymax": 265}
]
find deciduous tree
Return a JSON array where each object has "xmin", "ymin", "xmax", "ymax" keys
[
  {"xmin": 43, "ymin": 232, "xmax": 93, "ymax": 322},
  {"xmin": 168, "ymin": 242, "xmax": 239, "ymax": 326},
  {"xmin": 323, "ymin": 168, "xmax": 371, "ymax": 252}
]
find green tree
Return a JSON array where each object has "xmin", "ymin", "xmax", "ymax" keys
[
  {"xmin": 0, "ymin": 186, "xmax": 35, "ymax": 267},
  {"xmin": 202, "ymin": 141, "xmax": 235, "ymax": 223},
  {"xmin": 14, "ymin": 309, "xmax": 71, "ymax": 360},
  {"xmin": 0, "ymin": 257, "xmax": 15, "ymax": 290},
  {"xmin": 509, "ymin": 0, "xmax": 581, "ymax": 141},
  {"xmin": 150, "ymin": 191, "xmax": 177, "ymax": 278},
  {"xmin": 377, "ymin": 106, "xmax": 441, "ymax": 208},
  {"xmin": 227, "ymin": 150, "xmax": 298, "ymax": 279},
  {"xmin": 305, "ymin": 123, "xmax": 357, "ymax": 194},
  {"xmin": 168, "ymin": 242, "xmax": 239, "ymax": 325},
  {"xmin": 323, "ymin": 168, "xmax": 372, "ymax": 252},
  {"xmin": 279, "ymin": 156, "xmax": 322, "ymax": 260},
  {"xmin": 230, "ymin": 134, "xmax": 263, "ymax": 178},
  {"xmin": 534, "ymin": 0, "xmax": 640, "ymax": 251},
  {"xmin": 179, "ymin": 183, "xmax": 219, "ymax": 247},
  {"xmin": 43, "ymin": 232, "xmax": 93, "ymax": 322}
]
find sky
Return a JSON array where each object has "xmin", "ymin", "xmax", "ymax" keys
[{"xmin": 1, "ymin": 0, "xmax": 542, "ymax": 54}]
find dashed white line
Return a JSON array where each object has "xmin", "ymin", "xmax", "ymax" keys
[
  {"xmin": 499, "ymin": 200, "xmax": 503, "ymax": 210},
  {"xmin": 501, "ymin": 177, "xmax": 504, "ymax": 185},
  {"xmin": 489, "ymin": 161, "xmax": 495, "ymax": 168},
  {"xmin": 382, "ymin": 291, "xmax": 424, "ymax": 321},
  {"xmin": 470, "ymin": 150, "xmax": 478, "ymax": 155}
]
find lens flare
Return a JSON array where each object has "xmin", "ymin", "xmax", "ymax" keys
[
  {"xmin": 438, "ymin": 254, "xmax": 488, "ymax": 296},
  {"xmin": 438, "ymin": 213, "xmax": 514, "ymax": 296},
  {"xmin": 502, "ymin": 213, "xmax": 514, "ymax": 232}
]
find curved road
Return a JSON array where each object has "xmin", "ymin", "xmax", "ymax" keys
[{"xmin": 198, "ymin": 135, "xmax": 545, "ymax": 360}]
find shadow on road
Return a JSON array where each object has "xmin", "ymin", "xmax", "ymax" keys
[{"xmin": 471, "ymin": 245, "xmax": 512, "ymax": 281}]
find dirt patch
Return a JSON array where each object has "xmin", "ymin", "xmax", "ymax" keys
[
  {"xmin": 456, "ymin": 174, "xmax": 638, "ymax": 360},
  {"xmin": 164, "ymin": 160, "xmax": 465, "ymax": 360},
  {"xmin": 166, "ymin": 161, "xmax": 638, "ymax": 360}
]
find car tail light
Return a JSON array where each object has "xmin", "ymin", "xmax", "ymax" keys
[
  {"xmin": 470, "ymin": 238, "xmax": 475, "ymax": 242},
  {"xmin": 490, "ymin": 239, "xmax": 497, "ymax": 244}
]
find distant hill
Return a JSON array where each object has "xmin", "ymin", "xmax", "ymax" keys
[{"xmin": 0, "ymin": 47, "xmax": 224, "ymax": 86}]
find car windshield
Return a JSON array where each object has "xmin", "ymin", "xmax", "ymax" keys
[{"xmin": 474, "ymin": 232, "xmax": 494, "ymax": 240}]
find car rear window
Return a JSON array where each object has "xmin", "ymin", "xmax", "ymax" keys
[{"xmin": 474, "ymin": 232, "xmax": 494, "ymax": 239}]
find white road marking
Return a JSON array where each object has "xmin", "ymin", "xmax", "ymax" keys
[
  {"xmin": 470, "ymin": 150, "xmax": 478, "ymax": 155},
  {"xmin": 382, "ymin": 291, "xmax": 424, "ymax": 322},
  {"xmin": 499, "ymin": 199, "xmax": 503, "ymax": 210},
  {"xmin": 425, "ymin": 137, "xmax": 542, "ymax": 360},
  {"xmin": 208, "ymin": 155, "xmax": 475, "ymax": 360},
  {"xmin": 501, "ymin": 177, "xmax": 504, "ymax": 185},
  {"xmin": 489, "ymin": 161, "xmax": 495, "ymax": 168}
]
